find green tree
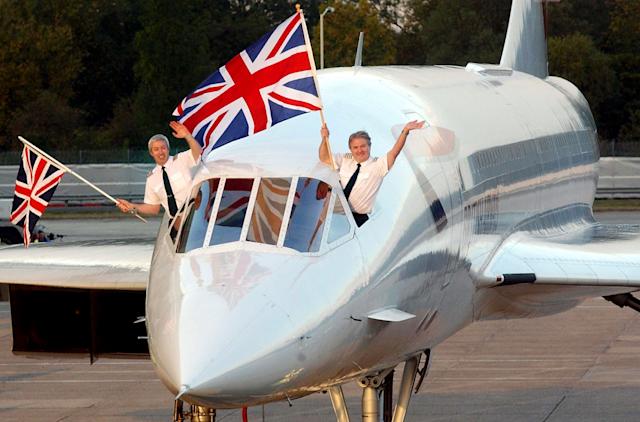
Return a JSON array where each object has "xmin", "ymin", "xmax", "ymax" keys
[
  {"xmin": 130, "ymin": 0, "xmax": 299, "ymax": 147},
  {"xmin": 10, "ymin": 91, "xmax": 84, "ymax": 151},
  {"xmin": 70, "ymin": 1, "xmax": 141, "ymax": 128},
  {"xmin": 546, "ymin": 0, "xmax": 610, "ymax": 48},
  {"xmin": 311, "ymin": 0, "xmax": 397, "ymax": 68},
  {"xmin": 0, "ymin": 0, "xmax": 85, "ymax": 151},
  {"xmin": 605, "ymin": 0, "xmax": 640, "ymax": 142},
  {"xmin": 398, "ymin": 0, "xmax": 509, "ymax": 65},
  {"xmin": 548, "ymin": 33, "xmax": 618, "ymax": 139},
  {"xmin": 131, "ymin": 0, "xmax": 220, "ymax": 145},
  {"xmin": 246, "ymin": 0, "xmax": 322, "ymax": 26},
  {"xmin": 618, "ymin": 109, "xmax": 640, "ymax": 144}
]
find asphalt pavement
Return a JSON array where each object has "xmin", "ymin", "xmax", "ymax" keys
[{"xmin": 1, "ymin": 211, "xmax": 639, "ymax": 421}]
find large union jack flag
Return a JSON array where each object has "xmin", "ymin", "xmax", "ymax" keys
[
  {"xmin": 10, "ymin": 146, "xmax": 65, "ymax": 247},
  {"xmin": 173, "ymin": 11, "xmax": 322, "ymax": 156}
]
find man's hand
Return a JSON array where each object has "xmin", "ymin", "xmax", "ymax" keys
[
  {"xmin": 320, "ymin": 123, "xmax": 330, "ymax": 139},
  {"xmin": 402, "ymin": 120, "xmax": 425, "ymax": 133},
  {"xmin": 387, "ymin": 120, "xmax": 426, "ymax": 170},
  {"xmin": 319, "ymin": 123, "xmax": 334, "ymax": 167},
  {"xmin": 171, "ymin": 121, "xmax": 202, "ymax": 160},
  {"xmin": 170, "ymin": 121, "xmax": 192, "ymax": 139},
  {"xmin": 116, "ymin": 198, "xmax": 134, "ymax": 213}
]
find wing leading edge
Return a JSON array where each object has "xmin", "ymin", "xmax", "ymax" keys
[
  {"xmin": 476, "ymin": 223, "xmax": 640, "ymax": 289},
  {"xmin": 0, "ymin": 239, "xmax": 153, "ymax": 290}
]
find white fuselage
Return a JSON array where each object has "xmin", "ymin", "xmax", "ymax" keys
[{"xmin": 145, "ymin": 65, "xmax": 599, "ymax": 408}]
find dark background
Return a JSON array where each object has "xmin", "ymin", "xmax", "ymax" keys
[{"xmin": 0, "ymin": 0, "xmax": 637, "ymax": 156}]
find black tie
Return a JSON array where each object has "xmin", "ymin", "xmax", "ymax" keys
[
  {"xmin": 343, "ymin": 163, "xmax": 361, "ymax": 199},
  {"xmin": 162, "ymin": 166, "xmax": 178, "ymax": 217}
]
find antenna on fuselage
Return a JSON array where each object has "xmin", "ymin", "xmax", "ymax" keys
[{"xmin": 354, "ymin": 32, "xmax": 364, "ymax": 67}]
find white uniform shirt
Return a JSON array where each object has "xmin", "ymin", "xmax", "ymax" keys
[
  {"xmin": 144, "ymin": 151, "xmax": 198, "ymax": 213},
  {"xmin": 334, "ymin": 153, "xmax": 389, "ymax": 214}
]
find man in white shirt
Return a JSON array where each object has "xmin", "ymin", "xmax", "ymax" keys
[
  {"xmin": 319, "ymin": 120, "xmax": 424, "ymax": 226},
  {"xmin": 116, "ymin": 121, "xmax": 202, "ymax": 217}
]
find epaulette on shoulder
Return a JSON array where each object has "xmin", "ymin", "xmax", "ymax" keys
[
  {"xmin": 372, "ymin": 157, "xmax": 378, "ymax": 162},
  {"xmin": 146, "ymin": 170, "xmax": 153, "ymax": 178},
  {"xmin": 344, "ymin": 153, "xmax": 353, "ymax": 159}
]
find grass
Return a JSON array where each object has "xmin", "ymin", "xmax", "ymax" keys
[
  {"xmin": 43, "ymin": 207, "xmax": 141, "ymax": 219},
  {"xmin": 593, "ymin": 199, "xmax": 640, "ymax": 212}
]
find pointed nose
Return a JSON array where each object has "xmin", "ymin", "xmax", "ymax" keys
[{"xmin": 166, "ymin": 289, "xmax": 307, "ymax": 408}]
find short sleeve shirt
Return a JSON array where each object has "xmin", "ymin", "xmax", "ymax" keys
[
  {"xmin": 334, "ymin": 153, "xmax": 389, "ymax": 214},
  {"xmin": 144, "ymin": 151, "xmax": 198, "ymax": 213}
]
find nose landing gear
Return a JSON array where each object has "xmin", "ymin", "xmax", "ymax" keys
[
  {"xmin": 173, "ymin": 400, "xmax": 216, "ymax": 422},
  {"xmin": 330, "ymin": 350, "xmax": 431, "ymax": 422}
]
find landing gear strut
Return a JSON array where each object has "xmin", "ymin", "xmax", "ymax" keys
[
  {"xmin": 330, "ymin": 351, "xmax": 431, "ymax": 422},
  {"xmin": 173, "ymin": 399, "xmax": 185, "ymax": 421},
  {"xmin": 391, "ymin": 356, "xmax": 419, "ymax": 422},
  {"xmin": 358, "ymin": 367, "xmax": 393, "ymax": 421},
  {"xmin": 173, "ymin": 400, "xmax": 216, "ymax": 422},
  {"xmin": 329, "ymin": 386, "xmax": 350, "ymax": 422}
]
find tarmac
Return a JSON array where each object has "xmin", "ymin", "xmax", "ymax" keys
[{"xmin": 1, "ymin": 211, "xmax": 640, "ymax": 421}]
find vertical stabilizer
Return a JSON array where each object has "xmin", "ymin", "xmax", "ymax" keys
[{"xmin": 500, "ymin": 0, "xmax": 548, "ymax": 78}]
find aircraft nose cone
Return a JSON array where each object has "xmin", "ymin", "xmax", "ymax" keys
[{"xmin": 172, "ymin": 288, "xmax": 303, "ymax": 408}]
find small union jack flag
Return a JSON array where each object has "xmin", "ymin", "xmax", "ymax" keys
[
  {"xmin": 10, "ymin": 146, "xmax": 65, "ymax": 247},
  {"xmin": 173, "ymin": 11, "xmax": 322, "ymax": 156}
]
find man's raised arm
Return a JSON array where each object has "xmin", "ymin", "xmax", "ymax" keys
[
  {"xmin": 386, "ymin": 120, "xmax": 425, "ymax": 170},
  {"xmin": 319, "ymin": 123, "xmax": 333, "ymax": 166},
  {"xmin": 170, "ymin": 121, "xmax": 202, "ymax": 160}
]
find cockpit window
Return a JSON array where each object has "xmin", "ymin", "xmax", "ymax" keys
[
  {"xmin": 209, "ymin": 178, "xmax": 254, "ymax": 246},
  {"xmin": 283, "ymin": 178, "xmax": 331, "ymax": 253},
  {"xmin": 247, "ymin": 178, "xmax": 291, "ymax": 245},
  {"xmin": 176, "ymin": 178, "xmax": 219, "ymax": 253},
  {"xmin": 176, "ymin": 176, "xmax": 350, "ymax": 254},
  {"xmin": 327, "ymin": 195, "xmax": 350, "ymax": 243}
]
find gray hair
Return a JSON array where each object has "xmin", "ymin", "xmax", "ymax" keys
[
  {"xmin": 148, "ymin": 134, "xmax": 170, "ymax": 153},
  {"xmin": 348, "ymin": 130, "xmax": 371, "ymax": 146}
]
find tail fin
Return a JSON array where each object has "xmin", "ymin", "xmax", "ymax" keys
[{"xmin": 499, "ymin": 0, "xmax": 548, "ymax": 78}]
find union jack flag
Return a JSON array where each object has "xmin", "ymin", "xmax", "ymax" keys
[
  {"xmin": 173, "ymin": 11, "xmax": 322, "ymax": 156},
  {"xmin": 10, "ymin": 146, "xmax": 65, "ymax": 247}
]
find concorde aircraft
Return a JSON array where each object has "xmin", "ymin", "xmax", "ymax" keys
[{"xmin": 2, "ymin": 0, "xmax": 640, "ymax": 421}]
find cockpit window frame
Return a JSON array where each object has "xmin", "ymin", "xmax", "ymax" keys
[
  {"xmin": 177, "ymin": 175, "xmax": 355, "ymax": 256},
  {"xmin": 202, "ymin": 178, "xmax": 225, "ymax": 247},
  {"xmin": 318, "ymin": 189, "xmax": 337, "ymax": 247},
  {"xmin": 238, "ymin": 177, "xmax": 261, "ymax": 243},
  {"xmin": 276, "ymin": 176, "xmax": 299, "ymax": 248}
]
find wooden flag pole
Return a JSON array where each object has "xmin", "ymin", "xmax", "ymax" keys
[
  {"xmin": 298, "ymin": 7, "xmax": 337, "ymax": 170},
  {"xmin": 18, "ymin": 136, "xmax": 147, "ymax": 223}
]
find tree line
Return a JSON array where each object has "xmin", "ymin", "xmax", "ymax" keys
[{"xmin": 0, "ymin": 0, "xmax": 638, "ymax": 154}]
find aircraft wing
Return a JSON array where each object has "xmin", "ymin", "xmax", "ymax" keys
[
  {"xmin": 476, "ymin": 223, "xmax": 640, "ymax": 289},
  {"xmin": 0, "ymin": 238, "xmax": 153, "ymax": 290}
]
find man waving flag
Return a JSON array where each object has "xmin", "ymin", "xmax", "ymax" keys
[
  {"xmin": 9, "ymin": 136, "xmax": 147, "ymax": 248},
  {"xmin": 10, "ymin": 145, "xmax": 65, "ymax": 247},
  {"xmin": 173, "ymin": 10, "xmax": 323, "ymax": 157}
]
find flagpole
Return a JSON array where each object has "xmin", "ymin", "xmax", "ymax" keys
[
  {"xmin": 298, "ymin": 7, "xmax": 337, "ymax": 170},
  {"xmin": 18, "ymin": 136, "xmax": 147, "ymax": 223}
]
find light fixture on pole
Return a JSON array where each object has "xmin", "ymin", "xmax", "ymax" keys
[{"xmin": 320, "ymin": 6, "xmax": 335, "ymax": 70}]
